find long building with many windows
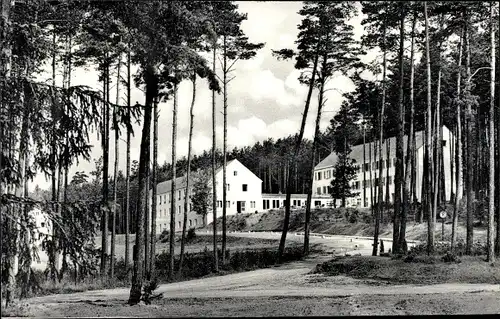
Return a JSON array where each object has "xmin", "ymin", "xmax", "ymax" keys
[
  {"xmin": 312, "ymin": 125, "xmax": 454, "ymax": 208},
  {"xmin": 151, "ymin": 159, "xmax": 334, "ymax": 233}
]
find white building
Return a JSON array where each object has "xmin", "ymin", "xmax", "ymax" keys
[
  {"xmin": 152, "ymin": 159, "xmax": 263, "ymax": 234},
  {"xmin": 312, "ymin": 125, "xmax": 454, "ymax": 208}
]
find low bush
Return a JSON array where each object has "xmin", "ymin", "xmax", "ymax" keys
[
  {"xmin": 154, "ymin": 246, "xmax": 304, "ymax": 282},
  {"xmin": 159, "ymin": 230, "xmax": 169, "ymax": 243},
  {"xmin": 441, "ymin": 252, "xmax": 461, "ymax": 263},
  {"xmin": 313, "ymin": 256, "xmax": 380, "ymax": 277},
  {"xmin": 409, "ymin": 240, "xmax": 486, "ymax": 257},
  {"xmin": 186, "ymin": 228, "xmax": 196, "ymax": 242}
]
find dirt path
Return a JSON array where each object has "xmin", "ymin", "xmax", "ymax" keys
[{"xmin": 17, "ymin": 232, "xmax": 500, "ymax": 317}]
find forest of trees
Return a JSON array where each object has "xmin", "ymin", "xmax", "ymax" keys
[{"xmin": 1, "ymin": 0, "xmax": 499, "ymax": 308}]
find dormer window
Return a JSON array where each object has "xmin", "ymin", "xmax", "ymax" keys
[{"xmin": 234, "ymin": 170, "xmax": 237, "ymax": 176}]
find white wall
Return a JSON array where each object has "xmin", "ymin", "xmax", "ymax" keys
[{"xmin": 207, "ymin": 160, "xmax": 263, "ymax": 225}]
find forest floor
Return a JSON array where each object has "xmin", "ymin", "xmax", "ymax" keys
[{"xmin": 7, "ymin": 232, "xmax": 500, "ymax": 317}]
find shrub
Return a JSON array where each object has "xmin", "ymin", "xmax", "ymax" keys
[
  {"xmin": 186, "ymin": 228, "xmax": 196, "ymax": 242},
  {"xmin": 159, "ymin": 230, "xmax": 169, "ymax": 243},
  {"xmin": 441, "ymin": 252, "xmax": 461, "ymax": 263},
  {"xmin": 114, "ymin": 258, "xmax": 130, "ymax": 281}
]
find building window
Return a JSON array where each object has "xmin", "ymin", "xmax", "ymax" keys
[
  {"xmin": 318, "ymin": 172, "xmax": 322, "ymax": 180},
  {"xmin": 234, "ymin": 170, "xmax": 237, "ymax": 176},
  {"xmin": 314, "ymin": 200, "xmax": 321, "ymax": 206},
  {"xmin": 355, "ymin": 181, "xmax": 360, "ymax": 190},
  {"xmin": 195, "ymin": 219, "xmax": 198, "ymax": 226},
  {"xmin": 363, "ymin": 163, "xmax": 369, "ymax": 172},
  {"xmin": 250, "ymin": 201, "xmax": 255, "ymax": 208},
  {"xmin": 168, "ymin": 194, "xmax": 170, "ymax": 202},
  {"xmin": 189, "ymin": 219, "xmax": 192, "ymax": 227},
  {"xmin": 178, "ymin": 205, "xmax": 181, "ymax": 214},
  {"xmin": 178, "ymin": 190, "xmax": 181, "ymax": 200},
  {"xmin": 297, "ymin": 200, "xmax": 301, "ymax": 207},
  {"xmin": 242, "ymin": 184, "xmax": 248, "ymax": 192},
  {"xmin": 226, "ymin": 201, "xmax": 230, "ymax": 208},
  {"xmin": 323, "ymin": 186, "xmax": 327, "ymax": 194},
  {"xmin": 388, "ymin": 176, "xmax": 393, "ymax": 184},
  {"xmin": 227, "ymin": 184, "xmax": 230, "ymax": 191},
  {"xmin": 317, "ymin": 187, "xmax": 321, "ymax": 194},
  {"xmin": 189, "ymin": 203, "xmax": 192, "ymax": 211},
  {"xmin": 178, "ymin": 221, "xmax": 181, "ymax": 229},
  {"xmin": 357, "ymin": 198, "xmax": 361, "ymax": 206},
  {"xmin": 325, "ymin": 170, "xmax": 331, "ymax": 179}
]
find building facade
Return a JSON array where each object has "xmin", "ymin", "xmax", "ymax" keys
[
  {"xmin": 152, "ymin": 159, "xmax": 263, "ymax": 234},
  {"xmin": 312, "ymin": 126, "xmax": 454, "ymax": 208},
  {"xmin": 152, "ymin": 158, "xmax": 339, "ymax": 233}
]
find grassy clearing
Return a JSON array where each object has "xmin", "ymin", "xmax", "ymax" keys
[{"xmin": 313, "ymin": 255, "xmax": 500, "ymax": 285}]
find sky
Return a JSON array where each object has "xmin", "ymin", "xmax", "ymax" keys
[{"xmin": 30, "ymin": 1, "xmax": 376, "ymax": 192}]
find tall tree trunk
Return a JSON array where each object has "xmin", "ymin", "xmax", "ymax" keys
[
  {"xmin": 211, "ymin": 42, "xmax": 219, "ymax": 272},
  {"xmin": 179, "ymin": 73, "xmax": 197, "ymax": 275},
  {"xmin": 464, "ymin": 12, "xmax": 474, "ymax": 255},
  {"xmin": 394, "ymin": 3, "xmax": 405, "ymax": 254},
  {"xmin": 384, "ymin": 138, "xmax": 390, "ymax": 223},
  {"xmin": 487, "ymin": 2, "xmax": 495, "ymax": 262},
  {"xmin": 128, "ymin": 66, "xmax": 156, "ymax": 305},
  {"xmin": 111, "ymin": 54, "xmax": 121, "ymax": 279},
  {"xmin": 144, "ymin": 156, "xmax": 150, "ymax": 276},
  {"xmin": 373, "ymin": 17, "xmax": 387, "ymax": 256},
  {"xmin": 369, "ymin": 130, "xmax": 374, "ymax": 212},
  {"xmin": 433, "ymin": 50, "xmax": 442, "ymax": 245},
  {"xmin": 150, "ymin": 97, "xmax": 158, "ymax": 278},
  {"xmin": 496, "ymin": 7, "xmax": 500, "ymax": 257},
  {"xmin": 169, "ymin": 83, "xmax": 178, "ymax": 280},
  {"xmin": 278, "ymin": 47, "xmax": 319, "ymax": 262},
  {"xmin": 363, "ymin": 122, "xmax": 366, "ymax": 207},
  {"xmin": 424, "ymin": 2, "xmax": 434, "ymax": 255},
  {"xmin": 401, "ymin": 9, "xmax": 416, "ymax": 248},
  {"xmin": 222, "ymin": 36, "xmax": 228, "ymax": 266},
  {"xmin": 100, "ymin": 58, "xmax": 111, "ymax": 277},
  {"xmin": 125, "ymin": 47, "xmax": 131, "ymax": 271},
  {"xmin": 304, "ymin": 65, "xmax": 326, "ymax": 256}
]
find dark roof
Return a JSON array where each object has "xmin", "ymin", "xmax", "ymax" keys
[{"xmin": 315, "ymin": 129, "xmax": 425, "ymax": 170}]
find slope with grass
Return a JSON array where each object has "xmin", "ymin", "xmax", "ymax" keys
[{"xmin": 203, "ymin": 208, "xmax": 488, "ymax": 243}]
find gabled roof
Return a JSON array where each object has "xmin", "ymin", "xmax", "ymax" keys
[
  {"xmin": 155, "ymin": 158, "xmax": 261, "ymax": 193},
  {"xmin": 315, "ymin": 129, "xmax": 426, "ymax": 170}
]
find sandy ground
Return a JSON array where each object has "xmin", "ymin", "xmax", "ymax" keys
[{"xmin": 14, "ymin": 232, "xmax": 500, "ymax": 317}]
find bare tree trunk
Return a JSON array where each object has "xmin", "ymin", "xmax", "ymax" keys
[
  {"xmin": 363, "ymin": 122, "xmax": 366, "ymax": 208},
  {"xmin": 393, "ymin": 3, "xmax": 405, "ymax": 254},
  {"xmin": 211, "ymin": 43, "xmax": 219, "ymax": 272},
  {"xmin": 305, "ymin": 65, "xmax": 326, "ymax": 255},
  {"xmin": 464, "ymin": 12, "xmax": 474, "ymax": 255},
  {"xmin": 487, "ymin": 2, "xmax": 495, "ymax": 262},
  {"xmin": 179, "ymin": 73, "xmax": 197, "ymax": 275},
  {"xmin": 222, "ymin": 36, "xmax": 228, "ymax": 266},
  {"xmin": 402, "ymin": 10, "xmax": 416, "ymax": 248},
  {"xmin": 128, "ymin": 66, "xmax": 156, "ymax": 305},
  {"xmin": 279, "ymin": 47, "xmax": 319, "ymax": 262},
  {"xmin": 144, "ymin": 154, "xmax": 150, "ymax": 276},
  {"xmin": 111, "ymin": 54, "xmax": 121, "ymax": 279},
  {"xmin": 125, "ymin": 47, "xmax": 131, "ymax": 271},
  {"xmin": 169, "ymin": 83, "xmax": 178, "ymax": 280},
  {"xmin": 150, "ymin": 97, "xmax": 158, "ymax": 279},
  {"xmin": 433, "ymin": 51, "xmax": 442, "ymax": 246},
  {"xmin": 424, "ymin": 2, "xmax": 434, "ymax": 255},
  {"xmin": 373, "ymin": 17, "xmax": 387, "ymax": 256},
  {"xmin": 369, "ymin": 131, "xmax": 374, "ymax": 212},
  {"xmin": 384, "ymin": 138, "xmax": 390, "ymax": 223}
]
